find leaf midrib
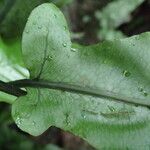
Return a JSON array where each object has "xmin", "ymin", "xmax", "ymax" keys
[
  {"xmin": 9, "ymin": 79, "xmax": 150, "ymax": 108},
  {"xmin": 36, "ymin": 23, "xmax": 50, "ymax": 79}
]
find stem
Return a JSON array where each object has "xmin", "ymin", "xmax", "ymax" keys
[
  {"xmin": 9, "ymin": 79, "xmax": 150, "ymax": 108},
  {"xmin": 0, "ymin": 80, "xmax": 27, "ymax": 97}
]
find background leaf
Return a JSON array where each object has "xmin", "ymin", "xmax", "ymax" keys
[
  {"xmin": 95, "ymin": 0, "xmax": 145, "ymax": 40},
  {"xmin": 12, "ymin": 3, "xmax": 150, "ymax": 149},
  {"xmin": 0, "ymin": 0, "xmax": 72, "ymax": 38},
  {"xmin": 0, "ymin": 38, "xmax": 28, "ymax": 103}
]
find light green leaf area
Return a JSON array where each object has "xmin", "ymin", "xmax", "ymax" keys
[
  {"xmin": 96, "ymin": 0, "xmax": 145, "ymax": 29},
  {"xmin": 0, "ymin": 38, "xmax": 28, "ymax": 103},
  {"xmin": 12, "ymin": 3, "xmax": 150, "ymax": 150},
  {"xmin": 98, "ymin": 29, "xmax": 125, "ymax": 41}
]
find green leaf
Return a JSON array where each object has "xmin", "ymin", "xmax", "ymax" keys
[
  {"xmin": 0, "ymin": 0, "xmax": 72, "ymax": 38},
  {"xmin": 12, "ymin": 3, "xmax": 150, "ymax": 149},
  {"xmin": 98, "ymin": 29, "xmax": 125, "ymax": 41},
  {"xmin": 22, "ymin": 3, "xmax": 71, "ymax": 78},
  {"xmin": 95, "ymin": 0, "xmax": 145, "ymax": 40},
  {"xmin": 0, "ymin": 38, "xmax": 28, "ymax": 103},
  {"xmin": 0, "ymin": 38, "xmax": 28, "ymax": 81},
  {"xmin": 0, "ymin": 0, "xmax": 48, "ymax": 38}
]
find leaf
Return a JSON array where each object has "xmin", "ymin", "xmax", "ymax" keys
[
  {"xmin": 0, "ymin": 38, "xmax": 28, "ymax": 103},
  {"xmin": 0, "ymin": 38, "xmax": 28, "ymax": 81},
  {"xmin": 96, "ymin": 0, "xmax": 145, "ymax": 29},
  {"xmin": 95, "ymin": 0, "xmax": 145, "ymax": 40},
  {"xmin": 98, "ymin": 29, "xmax": 125, "ymax": 41},
  {"xmin": 0, "ymin": 0, "xmax": 73, "ymax": 38},
  {"xmin": 0, "ymin": 0, "xmax": 49, "ymax": 38},
  {"xmin": 22, "ymin": 3, "xmax": 71, "ymax": 78},
  {"xmin": 12, "ymin": 3, "xmax": 150, "ymax": 149}
]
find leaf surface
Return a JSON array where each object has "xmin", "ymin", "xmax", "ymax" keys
[{"xmin": 12, "ymin": 3, "xmax": 150, "ymax": 149}]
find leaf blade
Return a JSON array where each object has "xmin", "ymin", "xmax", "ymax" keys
[{"xmin": 12, "ymin": 3, "xmax": 150, "ymax": 149}]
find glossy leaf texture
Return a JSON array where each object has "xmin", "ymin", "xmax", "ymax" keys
[
  {"xmin": 0, "ymin": 38, "xmax": 28, "ymax": 103},
  {"xmin": 12, "ymin": 3, "xmax": 150, "ymax": 150}
]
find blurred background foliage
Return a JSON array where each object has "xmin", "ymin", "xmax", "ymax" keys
[{"xmin": 0, "ymin": 0, "xmax": 150, "ymax": 149}]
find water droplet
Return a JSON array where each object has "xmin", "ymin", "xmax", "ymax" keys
[
  {"xmin": 38, "ymin": 25, "xmax": 42, "ymax": 29},
  {"xmin": 47, "ymin": 55, "xmax": 53, "ymax": 61},
  {"xmin": 138, "ymin": 87, "xmax": 143, "ymax": 92},
  {"xmin": 71, "ymin": 48, "xmax": 76, "ymax": 52},
  {"xmin": 143, "ymin": 91, "xmax": 148, "ymax": 97},
  {"xmin": 25, "ymin": 29, "xmax": 29, "ymax": 34},
  {"xmin": 32, "ymin": 121, "xmax": 36, "ymax": 126},
  {"xmin": 108, "ymin": 105, "xmax": 115, "ymax": 112},
  {"xmin": 81, "ymin": 113, "xmax": 86, "ymax": 119},
  {"xmin": 66, "ymin": 118, "xmax": 71, "ymax": 126},
  {"xmin": 64, "ymin": 113, "xmax": 71, "ymax": 126},
  {"xmin": 123, "ymin": 70, "xmax": 131, "ymax": 77},
  {"xmin": 63, "ymin": 43, "xmax": 67, "ymax": 47},
  {"xmin": 16, "ymin": 117, "xmax": 22, "ymax": 126},
  {"xmin": 64, "ymin": 26, "xmax": 67, "ymax": 30}
]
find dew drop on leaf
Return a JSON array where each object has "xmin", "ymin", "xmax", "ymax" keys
[
  {"xmin": 143, "ymin": 91, "xmax": 148, "ymax": 97},
  {"xmin": 138, "ymin": 87, "xmax": 143, "ymax": 92},
  {"xmin": 83, "ymin": 115, "xmax": 86, "ymax": 119},
  {"xmin": 81, "ymin": 112, "xmax": 87, "ymax": 119},
  {"xmin": 123, "ymin": 70, "xmax": 131, "ymax": 77},
  {"xmin": 71, "ymin": 48, "xmax": 76, "ymax": 52},
  {"xmin": 49, "ymin": 56, "xmax": 53, "ymax": 59},
  {"xmin": 65, "ymin": 113, "xmax": 71, "ymax": 126},
  {"xmin": 16, "ymin": 117, "xmax": 22, "ymax": 126},
  {"xmin": 25, "ymin": 29, "xmax": 29, "ymax": 34},
  {"xmin": 64, "ymin": 26, "xmax": 67, "ymax": 30},
  {"xmin": 107, "ymin": 105, "xmax": 115, "ymax": 112},
  {"xmin": 63, "ymin": 43, "xmax": 67, "ymax": 47},
  {"xmin": 32, "ymin": 121, "xmax": 36, "ymax": 126},
  {"xmin": 46, "ymin": 55, "xmax": 53, "ymax": 61},
  {"xmin": 38, "ymin": 25, "xmax": 42, "ymax": 29}
]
